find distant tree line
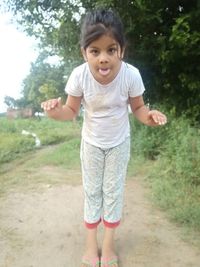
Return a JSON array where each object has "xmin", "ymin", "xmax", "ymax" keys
[{"xmin": 4, "ymin": 0, "xmax": 200, "ymax": 121}]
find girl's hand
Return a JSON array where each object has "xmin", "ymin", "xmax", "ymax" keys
[
  {"xmin": 148, "ymin": 110, "xmax": 167, "ymax": 126},
  {"xmin": 41, "ymin": 97, "xmax": 63, "ymax": 119},
  {"xmin": 41, "ymin": 97, "xmax": 62, "ymax": 112}
]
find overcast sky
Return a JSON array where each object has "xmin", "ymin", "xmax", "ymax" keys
[{"xmin": 0, "ymin": 12, "xmax": 38, "ymax": 113}]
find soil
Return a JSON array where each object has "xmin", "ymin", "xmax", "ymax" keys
[{"xmin": 0, "ymin": 171, "xmax": 200, "ymax": 267}]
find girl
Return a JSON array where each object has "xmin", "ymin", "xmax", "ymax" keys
[{"xmin": 41, "ymin": 8, "xmax": 167, "ymax": 267}]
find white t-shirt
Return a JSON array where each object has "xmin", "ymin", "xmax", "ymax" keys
[{"xmin": 65, "ymin": 61, "xmax": 145, "ymax": 148}]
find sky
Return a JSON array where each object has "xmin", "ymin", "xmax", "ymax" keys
[{"xmin": 0, "ymin": 12, "xmax": 38, "ymax": 113}]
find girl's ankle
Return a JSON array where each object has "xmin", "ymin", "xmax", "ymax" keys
[
  {"xmin": 101, "ymin": 248, "xmax": 116, "ymax": 258},
  {"xmin": 83, "ymin": 247, "xmax": 99, "ymax": 258}
]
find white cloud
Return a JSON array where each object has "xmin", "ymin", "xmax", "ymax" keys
[{"xmin": 0, "ymin": 13, "xmax": 38, "ymax": 112}]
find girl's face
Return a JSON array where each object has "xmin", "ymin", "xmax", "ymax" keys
[{"xmin": 82, "ymin": 34, "xmax": 125, "ymax": 85}]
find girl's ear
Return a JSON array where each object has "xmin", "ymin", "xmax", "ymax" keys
[
  {"xmin": 81, "ymin": 47, "xmax": 87, "ymax": 61},
  {"xmin": 120, "ymin": 46, "xmax": 126, "ymax": 59}
]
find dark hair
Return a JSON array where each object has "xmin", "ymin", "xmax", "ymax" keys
[{"xmin": 80, "ymin": 8, "xmax": 126, "ymax": 50}]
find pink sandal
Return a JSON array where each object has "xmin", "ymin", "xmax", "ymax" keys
[
  {"xmin": 82, "ymin": 256, "xmax": 100, "ymax": 267},
  {"xmin": 100, "ymin": 256, "xmax": 118, "ymax": 267}
]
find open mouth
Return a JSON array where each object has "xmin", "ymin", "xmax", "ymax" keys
[{"xmin": 99, "ymin": 68, "xmax": 110, "ymax": 76}]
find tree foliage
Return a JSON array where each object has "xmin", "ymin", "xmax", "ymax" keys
[
  {"xmin": 21, "ymin": 53, "xmax": 67, "ymax": 112},
  {"xmin": 4, "ymin": 0, "xmax": 200, "ymax": 119},
  {"xmin": 4, "ymin": 96, "xmax": 17, "ymax": 109},
  {"xmin": 5, "ymin": 0, "xmax": 83, "ymax": 61}
]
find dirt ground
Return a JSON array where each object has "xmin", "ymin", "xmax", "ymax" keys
[{"xmin": 0, "ymin": 174, "xmax": 200, "ymax": 267}]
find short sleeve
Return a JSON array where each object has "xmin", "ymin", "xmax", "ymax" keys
[
  {"xmin": 65, "ymin": 67, "xmax": 83, "ymax": 97},
  {"xmin": 128, "ymin": 67, "xmax": 145, "ymax": 98}
]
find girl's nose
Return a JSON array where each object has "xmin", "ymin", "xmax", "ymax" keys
[{"xmin": 99, "ymin": 52, "xmax": 108, "ymax": 63}]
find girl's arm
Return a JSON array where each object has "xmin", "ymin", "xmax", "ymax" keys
[
  {"xmin": 41, "ymin": 95, "xmax": 82, "ymax": 121},
  {"xmin": 129, "ymin": 96, "xmax": 167, "ymax": 126}
]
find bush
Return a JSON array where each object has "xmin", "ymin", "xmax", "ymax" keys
[
  {"xmin": 161, "ymin": 117, "xmax": 200, "ymax": 186},
  {"xmin": 130, "ymin": 115, "xmax": 169, "ymax": 160}
]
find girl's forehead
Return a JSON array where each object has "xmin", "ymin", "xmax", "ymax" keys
[{"xmin": 88, "ymin": 34, "xmax": 119, "ymax": 47}]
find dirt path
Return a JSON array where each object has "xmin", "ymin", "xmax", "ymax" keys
[{"xmin": 0, "ymin": 175, "xmax": 200, "ymax": 267}]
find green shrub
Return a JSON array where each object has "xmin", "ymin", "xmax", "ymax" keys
[
  {"xmin": 161, "ymin": 117, "xmax": 200, "ymax": 186},
  {"xmin": 130, "ymin": 115, "xmax": 169, "ymax": 159}
]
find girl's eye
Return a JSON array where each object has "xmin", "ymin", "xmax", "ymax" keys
[
  {"xmin": 108, "ymin": 47, "xmax": 117, "ymax": 54},
  {"xmin": 90, "ymin": 49, "xmax": 99, "ymax": 55}
]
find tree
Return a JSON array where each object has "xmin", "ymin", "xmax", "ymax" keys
[
  {"xmin": 4, "ymin": 0, "xmax": 200, "ymax": 120},
  {"xmin": 4, "ymin": 96, "xmax": 16, "ymax": 109},
  {"xmin": 159, "ymin": 12, "xmax": 200, "ymax": 118},
  {"xmin": 21, "ymin": 53, "xmax": 67, "ymax": 112},
  {"xmin": 5, "ymin": 0, "xmax": 83, "ymax": 61}
]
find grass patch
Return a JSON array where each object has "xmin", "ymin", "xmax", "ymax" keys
[
  {"xmin": 129, "ymin": 114, "xmax": 200, "ymax": 233},
  {"xmin": 37, "ymin": 138, "xmax": 81, "ymax": 167},
  {"xmin": 0, "ymin": 117, "xmax": 81, "ymax": 164},
  {"xmin": 148, "ymin": 158, "xmax": 200, "ymax": 231}
]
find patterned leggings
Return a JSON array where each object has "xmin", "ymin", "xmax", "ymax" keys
[{"xmin": 80, "ymin": 138, "xmax": 130, "ymax": 228}]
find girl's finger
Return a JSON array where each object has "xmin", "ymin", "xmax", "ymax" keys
[
  {"xmin": 41, "ymin": 99, "xmax": 58, "ymax": 111},
  {"xmin": 154, "ymin": 115, "xmax": 167, "ymax": 125}
]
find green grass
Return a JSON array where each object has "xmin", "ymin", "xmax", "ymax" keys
[
  {"xmin": 24, "ymin": 138, "xmax": 81, "ymax": 169},
  {"xmin": 129, "ymin": 115, "xmax": 200, "ymax": 233},
  {"xmin": 0, "ymin": 117, "xmax": 81, "ymax": 164}
]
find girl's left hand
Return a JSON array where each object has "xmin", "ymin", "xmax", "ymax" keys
[{"xmin": 148, "ymin": 110, "xmax": 167, "ymax": 126}]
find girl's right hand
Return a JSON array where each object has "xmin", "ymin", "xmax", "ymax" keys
[{"xmin": 41, "ymin": 97, "xmax": 62, "ymax": 112}]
